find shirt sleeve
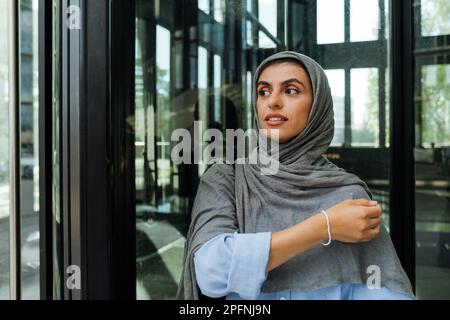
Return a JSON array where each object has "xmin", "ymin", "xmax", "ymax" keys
[{"xmin": 193, "ymin": 231, "xmax": 272, "ymax": 300}]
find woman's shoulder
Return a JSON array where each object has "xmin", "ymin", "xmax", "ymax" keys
[
  {"xmin": 337, "ymin": 184, "xmax": 370, "ymax": 200},
  {"xmin": 200, "ymin": 163, "xmax": 235, "ymax": 183}
]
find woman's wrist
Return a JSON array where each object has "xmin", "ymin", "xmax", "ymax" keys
[{"xmin": 304, "ymin": 213, "xmax": 329, "ymax": 244}]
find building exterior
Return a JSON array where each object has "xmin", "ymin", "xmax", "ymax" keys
[{"xmin": 0, "ymin": 0, "xmax": 449, "ymax": 300}]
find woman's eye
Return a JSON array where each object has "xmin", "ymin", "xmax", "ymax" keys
[
  {"xmin": 258, "ymin": 89, "xmax": 270, "ymax": 96},
  {"xmin": 286, "ymin": 88, "xmax": 299, "ymax": 94}
]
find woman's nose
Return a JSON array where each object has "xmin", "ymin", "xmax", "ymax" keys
[{"xmin": 267, "ymin": 91, "xmax": 283, "ymax": 109}]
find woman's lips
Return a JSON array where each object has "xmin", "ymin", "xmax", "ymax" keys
[{"xmin": 265, "ymin": 114, "xmax": 288, "ymax": 126}]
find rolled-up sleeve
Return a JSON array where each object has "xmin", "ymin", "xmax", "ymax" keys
[{"xmin": 194, "ymin": 231, "xmax": 272, "ymax": 300}]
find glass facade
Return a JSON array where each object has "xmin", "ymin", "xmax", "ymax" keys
[
  {"xmin": 0, "ymin": 0, "xmax": 449, "ymax": 300},
  {"xmin": 18, "ymin": 0, "xmax": 39, "ymax": 300},
  {"xmin": 0, "ymin": 0, "xmax": 10, "ymax": 301},
  {"xmin": 133, "ymin": 0, "xmax": 394, "ymax": 299},
  {"xmin": 414, "ymin": 0, "xmax": 450, "ymax": 300},
  {"xmin": 0, "ymin": 0, "xmax": 40, "ymax": 300},
  {"xmin": 321, "ymin": 0, "xmax": 391, "ymax": 228}
]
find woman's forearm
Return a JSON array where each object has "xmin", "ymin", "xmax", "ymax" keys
[{"xmin": 265, "ymin": 213, "xmax": 327, "ymax": 272}]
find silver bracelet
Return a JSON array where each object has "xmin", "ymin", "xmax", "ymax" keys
[{"xmin": 321, "ymin": 209, "xmax": 332, "ymax": 246}]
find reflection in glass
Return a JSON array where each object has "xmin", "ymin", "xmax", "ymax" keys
[
  {"xmin": 317, "ymin": 0, "xmax": 344, "ymax": 44},
  {"xmin": 325, "ymin": 69, "xmax": 345, "ymax": 146},
  {"xmin": 213, "ymin": 54, "xmax": 222, "ymax": 122},
  {"xmin": 258, "ymin": 0, "xmax": 277, "ymax": 48},
  {"xmin": 19, "ymin": 0, "xmax": 39, "ymax": 300},
  {"xmin": 136, "ymin": 12, "xmax": 188, "ymax": 299},
  {"xmin": 198, "ymin": 45, "xmax": 209, "ymax": 175},
  {"xmin": 134, "ymin": 0, "xmax": 394, "ymax": 300},
  {"xmin": 52, "ymin": 0, "xmax": 63, "ymax": 299},
  {"xmin": 156, "ymin": 25, "xmax": 172, "ymax": 202},
  {"xmin": 245, "ymin": 0, "xmax": 253, "ymax": 47},
  {"xmin": 421, "ymin": 65, "xmax": 450, "ymax": 147},
  {"xmin": 198, "ymin": 0, "xmax": 210, "ymax": 14},
  {"xmin": 350, "ymin": 68, "xmax": 379, "ymax": 147},
  {"xmin": 421, "ymin": 0, "xmax": 450, "ymax": 37},
  {"xmin": 350, "ymin": 0, "xmax": 379, "ymax": 42},
  {"xmin": 0, "ymin": 0, "xmax": 10, "ymax": 300},
  {"xmin": 213, "ymin": 0, "xmax": 225, "ymax": 23},
  {"xmin": 415, "ymin": 63, "xmax": 450, "ymax": 299},
  {"xmin": 246, "ymin": 20, "xmax": 253, "ymax": 47}
]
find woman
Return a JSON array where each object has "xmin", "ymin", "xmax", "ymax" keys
[{"xmin": 177, "ymin": 51, "xmax": 415, "ymax": 300}]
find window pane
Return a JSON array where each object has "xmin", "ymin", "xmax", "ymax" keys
[
  {"xmin": 325, "ymin": 69, "xmax": 345, "ymax": 146},
  {"xmin": 317, "ymin": 0, "xmax": 344, "ymax": 44},
  {"xmin": 0, "ymin": 0, "xmax": 10, "ymax": 300},
  {"xmin": 350, "ymin": 0, "xmax": 379, "ymax": 42},
  {"xmin": 350, "ymin": 68, "xmax": 379, "ymax": 147},
  {"xmin": 198, "ymin": 45, "xmax": 208, "ymax": 124},
  {"xmin": 258, "ymin": 0, "xmax": 277, "ymax": 48},
  {"xmin": 213, "ymin": 54, "xmax": 222, "ymax": 122},
  {"xmin": 213, "ymin": 0, "xmax": 225, "ymax": 23},
  {"xmin": 198, "ymin": 0, "xmax": 210, "ymax": 14},
  {"xmin": 415, "ymin": 64, "xmax": 450, "ymax": 299},
  {"xmin": 133, "ymin": 0, "xmax": 393, "ymax": 300},
  {"xmin": 420, "ymin": 65, "xmax": 450, "ymax": 147},
  {"xmin": 19, "ymin": 0, "xmax": 39, "ymax": 300},
  {"xmin": 136, "ymin": 20, "xmax": 188, "ymax": 300},
  {"xmin": 421, "ymin": 0, "xmax": 450, "ymax": 37}
]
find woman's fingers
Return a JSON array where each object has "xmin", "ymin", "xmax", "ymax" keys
[
  {"xmin": 364, "ymin": 204, "xmax": 382, "ymax": 218},
  {"xmin": 350, "ymin": 198, "xmax": 378, "ymax": 206},
  {"xmin": 365, "ymin": 218, "xmax": 381, "ymax": 230},
  {"xmin": 368, "ymin": 225, "xmax": 381, "ymax": 238}
]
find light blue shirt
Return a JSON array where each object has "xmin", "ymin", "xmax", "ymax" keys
[{"xmin": 193, "ymin": 232, "xmax": 413, "ymax": 300}]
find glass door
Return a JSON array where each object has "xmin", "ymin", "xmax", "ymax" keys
[
  {"xmin": 132, "ymin": 0, "xmax": 395, "ymax": 300},
  {"xmin": 134, "ymin": 0, "xmax": 285, "ymax": 299},
  {"xmin": 0, "ymin": 0, "xmax": 11, "ymax": 300},
  {"xmin": 414, "ymin": 0, "xmax": 450, "ymax": 299}
]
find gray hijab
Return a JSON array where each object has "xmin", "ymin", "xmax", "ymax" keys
[{"xmin": 176, "ymin": 51, "xmax": 414, "ymax": 300}]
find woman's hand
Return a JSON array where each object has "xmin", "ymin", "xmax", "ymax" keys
[
  {"xmin": 266, "ymin": 198, "xmax": 382, "ymax": 272},
  {"xmin": 325, "ymin": 199, "xmax": 382, "ymax": 243}
]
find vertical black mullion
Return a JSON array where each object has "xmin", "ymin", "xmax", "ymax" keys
[
  {"xmin": 277, "ymin": 0, "xmax": 285, "ymax": 50},
  {"xmin": 110, "ymin": 0, "xmax": 136, "ymax": 299},
  {"xmin": 379, "ymin": 0, "xmax": 385, "ymax": 40},
  {"xmin": 390, "ymin": 0, "xmax": 416, "ymax": 291},
  {"xmin": 38, "ymin": 0, "xmax": 53, "ymax": 300},
  {"xmin": 344, "ymin": 0, "xmax": 350, "ymax": 43},
  {"xmin": 379, "ymin": 0, "xmax": 386, "ymax": 148},
  {"xmin": 286, "ymin": 0, "xmax": 292, "ymax": 50},
  {"xmin": 83, "ymin": 0, "xmax": 111, "ymax": 299},
  {"xmin": 344, "ymin": 68, "xmax": 351, "ymax": 146},
  {"xmin": 306, "ymin": 1, "xmax": 316, "ymax": 59},
  {"xmin": 183, "ymin": 0, "xmax": 199, "ymax": 216}
]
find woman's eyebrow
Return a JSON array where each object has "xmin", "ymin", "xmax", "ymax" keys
[{"xmin": 257, "ymin": 78, "xmax": 306, "ymax": 89}]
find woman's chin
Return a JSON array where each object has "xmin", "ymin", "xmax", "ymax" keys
[{"xmin": 267, "ymin": 134, "xmax": 292, "ymax": 144}]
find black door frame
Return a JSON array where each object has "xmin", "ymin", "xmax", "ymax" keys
[
  {"xmin": 390, "ymin": 0, "xmax": 415, "ymax": 291},
  {"xmin": 52, "ymin": 0, "xmax": 136, "ymax": 299}
]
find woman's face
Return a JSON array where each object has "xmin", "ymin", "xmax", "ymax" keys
[{"xmin": 256, "ymin": 62, "xmax": 313, "ymax": 143}]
